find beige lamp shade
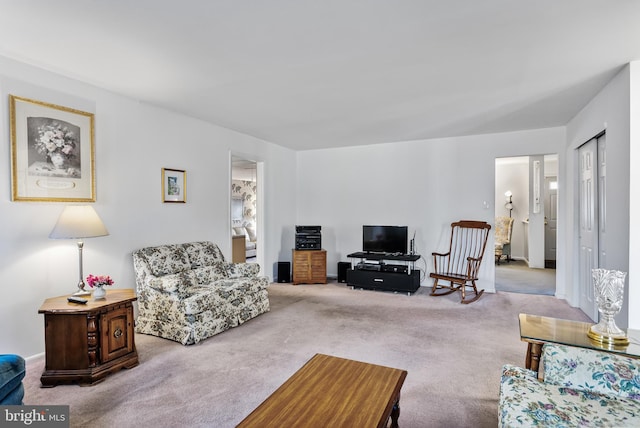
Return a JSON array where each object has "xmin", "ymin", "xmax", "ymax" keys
[{"xmin": 49, "ymin": 205, "xmax": 109, "ymax": 239}]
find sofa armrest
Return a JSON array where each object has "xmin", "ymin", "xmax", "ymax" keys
[
  {"xmin": 224, "ymin": 262, "xmax": 260, "ymax": 278},
  {"xmin": 0, "ymin": 354, "xmax": 25, "ymax": 405},
  {"xmin": 501, "ymin": 364, "xmax": 538, "ymax": 381},
  {"xmin": 499, "ymin": 360, "xmax": 640, "ymax": 428},
  {"xmin": 542, "ymin": 343, "xmax": 640, "ymax": 399}
]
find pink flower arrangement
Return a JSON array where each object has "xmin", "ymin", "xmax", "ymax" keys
[{"xmin": 86, "ymin": 274, "xmax": 114, "ymax": 288}]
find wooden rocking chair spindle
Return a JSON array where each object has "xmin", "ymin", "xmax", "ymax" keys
[{"xmin": 430, "ymin": 220, "xmax": 491, "ymax": 304}]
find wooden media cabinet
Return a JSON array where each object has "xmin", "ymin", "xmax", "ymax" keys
[{"xmin": 292, "ymin": 249, "xmax": 327, "ymax": 285}]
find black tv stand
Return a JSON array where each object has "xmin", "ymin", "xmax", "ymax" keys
[
  {"xmin": 346, "ymin": 252, "xmax": 421, "ymax": 295},
  {"xmin": 348, "ymin": 252, "xmax": 420, "ymax": 262}
]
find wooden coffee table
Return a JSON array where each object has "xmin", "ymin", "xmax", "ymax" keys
[
  {"xmin": 236, "ymin": 353, "xmax": 407, "ymax": 428},
  {"xmin": 519, "ymin": 313, "xmax": 640, "ymax": 375}
]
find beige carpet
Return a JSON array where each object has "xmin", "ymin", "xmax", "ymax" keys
[{"xmin": 22, "ymin": 283, "xmax": 590, "ymax": 427}]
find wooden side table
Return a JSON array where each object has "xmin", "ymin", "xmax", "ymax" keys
[{"xmin": 38, "ymin": 289, "xmax": 139, "ymax": 387}]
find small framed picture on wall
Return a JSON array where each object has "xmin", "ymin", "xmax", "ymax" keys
[{"xmin": 162, "ymin": 168, "xmax": 186, "ymax": 203}]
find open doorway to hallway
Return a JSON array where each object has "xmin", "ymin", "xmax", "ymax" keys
[
  {"xmin": 494, "ymin": 155, "xmax": 557, "ymax": 295},
  {"xmin": 231, "ymin": 156, "xmax": 258, "ymax": 264}
]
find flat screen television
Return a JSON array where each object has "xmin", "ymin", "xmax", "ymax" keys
[{"xmin": 362, "ymin": 225, "xmax": 408, "ymax": 254}]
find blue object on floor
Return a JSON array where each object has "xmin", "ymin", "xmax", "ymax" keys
[{"xmin": 0, "ymin": 354, "xmax": 26, "ymax": 405}]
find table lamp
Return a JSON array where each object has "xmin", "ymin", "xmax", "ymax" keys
[{"xmin": 49, "ymin": 205, "xmax": 109, "ymax": 295}]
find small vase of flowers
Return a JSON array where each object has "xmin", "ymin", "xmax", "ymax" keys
[{"xmin": 87, "ymin": 274, "xmax": 114, "ymax": 300}]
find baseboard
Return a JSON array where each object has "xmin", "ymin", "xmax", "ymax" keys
[{"xmin": 26, "ymin": 352, "xmax": 45, "ymax": 362}]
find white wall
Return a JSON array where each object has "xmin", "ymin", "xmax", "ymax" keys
[
  {"xmin": 4, "ymin": 50, "xmax": 636, "ymax": 357},
  {"xmin": 631, "ymin": 62, "xmax": 640, "ymax": 330},
  {"xmin": 565, "ymin": 64, "xmax": 631, "ymax": 327},
  {"xmin": 296, "ymin": 127, "xmax": 565, "ymax": 292},
  {"xmin": 0, "ymin": 56, "xmax": 298, "ymax": 357}
]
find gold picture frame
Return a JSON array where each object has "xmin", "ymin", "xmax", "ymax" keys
[
  {"xmin": 162, "ymin": 168, "xmax": 186, "ymax": 203},
  {"xmin": 10, "ymin": 95, "xmax": 95, "ymax": 202}
]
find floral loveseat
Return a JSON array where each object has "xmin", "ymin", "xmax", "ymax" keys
[
  {"xmin": 499, "ymin": 343, "xmax": 640, "ymax": 427},
  {"xmin": 133, "ymin": 241, "xmax": 269, "ymax": 345}
]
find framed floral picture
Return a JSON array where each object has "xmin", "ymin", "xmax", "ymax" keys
[
  {"xmin": 9, "ymin": 95, "xmax": 95, "ymax": 202},
  {"xmin": 162, "ymin": 168, "xmax": 186, "ymax": 203}
]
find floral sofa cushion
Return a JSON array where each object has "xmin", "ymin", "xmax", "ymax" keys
[
  {"xmin": 133, "ymin": 241, "xmax": 270, "ymax": 345},
  {"xmin": 146, "ymin": 271, "xmax": 197, "ymax": 295},
  {"xmin": 192, "ymin": 265, "xmax": 227, "ymax": 285},
  {"xmin": 141, "ymin": 279, "xmax": 268, "ymax": 317},
  {"xmin": 244, "ymin": 226, "xmax": 257, "ymax": 242},
  {"xmin": 499, "ymin": 364, "xmax": 640, "ymax": 427},
  {"xmin": 183, "ymin": 241, "xmax": 225, "ymax": 268},
  {"xmin": 137, "ymin": 244, "xmax": 191, "ymax": 276},
  {"xmin": 499, "ymin": 344, "xmax": 640, "ymax": 428},
  {"xmin": 225, "ymin": 262, "xmax": 260, "ymax": 278},
  {"xmin": 542, "ymin": 343, "xmax": 640, "ymax": 400}
]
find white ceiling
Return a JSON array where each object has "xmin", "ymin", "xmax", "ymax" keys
[{"xmin": 1, "ymin": 1, "xmax": 639, "ymax": 151}]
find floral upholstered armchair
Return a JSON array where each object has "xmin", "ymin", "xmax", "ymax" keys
[
  {"xmin": 495, "ymin": 216, "xmax": 514, "ymax": 264},
  {"xmin": 499, "ymin": 343, "xmax": 640, "ymax": 427},
  {"xmin": 133, "ymin": 241, "xmax": 270, "ymax": 345}
]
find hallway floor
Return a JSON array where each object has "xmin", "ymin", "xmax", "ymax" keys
[{"xmin": 495, "ymin": 259, "xmax": 556, "ymax": 295}]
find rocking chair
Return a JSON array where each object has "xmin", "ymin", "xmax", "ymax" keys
[{"xmin": 430, "ymin": 220, "xmax": 491, "ymax": 304}]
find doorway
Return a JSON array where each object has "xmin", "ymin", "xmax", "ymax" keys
[
  {"xmin": 494, "ymin": 155, "xmax": 558, "ymax": 295},
  {"xmin": 544, "ymin": 176, "xmax": 558, "ymax": 268},
  {"xmin": 231, "ymin": 156, "xmax": 259, "ymax": 265},
  {"xmin": 578, "ymin": 133, "xmax": 606, "ymax": 321}
]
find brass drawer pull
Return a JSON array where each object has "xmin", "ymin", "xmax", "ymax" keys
[{"xmin": 114, "ymin": 328, "xmax": 123, "ymax": 338}]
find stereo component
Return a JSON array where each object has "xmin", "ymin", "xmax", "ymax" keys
[
  {"xmin": 382, "ymin": 264, "xmax": 408, "ymax": 274},
  {"xmin": 295, "ymin": 225, "xmax": 322, "ymax": 250},
  {"xmin": 296, "ymin": 225, "xmax": 321, "ymax": 234},
  {"xmin": 356, "ymin": 262, "xmax": 382, "ymax": 271}
]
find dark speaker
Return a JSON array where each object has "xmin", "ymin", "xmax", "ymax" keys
[
  {"xmin": 337, "ymin": 262, "xmax": 350, "ymax": 283},
  {"xmin": 277, "ymin": 262, "xmax": 291, "ymax": 283}
]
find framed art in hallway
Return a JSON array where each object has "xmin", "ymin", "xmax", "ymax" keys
[
  {"xmin": 162, "ymin": 168, "xmax": 186, "ymax": 203},
  {"xmin": 9, "ymin": 95, "xmax": 96, "ymax": 202}
]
